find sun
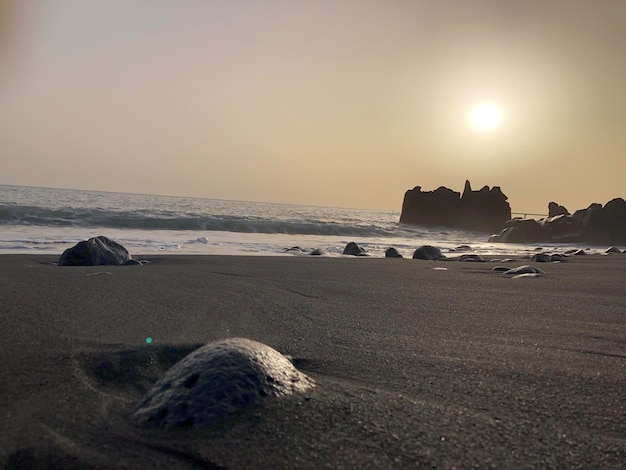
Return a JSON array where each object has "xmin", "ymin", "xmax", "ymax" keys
[{"xmin": 470, "ymin": 103, "xmax": 502, "ymax": 131}]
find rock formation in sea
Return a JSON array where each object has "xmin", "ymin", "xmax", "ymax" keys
[
  {"xmin": 400, "ymin": 180, "xmax": 511, "ymax": 233},
  {"xmin": 490, "ymin": 198, "xmax": 626, "ymax": 245},
  {"xmin": 57, "ymin": 235, "xmax": 136, "ymax": 266}
]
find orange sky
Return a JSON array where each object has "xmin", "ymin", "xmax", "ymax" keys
[{"xmin": 1, "ymin": 1, "xmax": 625, "ymax": 214}]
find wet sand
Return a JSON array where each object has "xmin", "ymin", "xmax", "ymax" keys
[{"xmin": 1, "ymin": 254, "xmax": 624, "ymax": 468}]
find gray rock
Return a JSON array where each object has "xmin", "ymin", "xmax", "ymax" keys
[
  {"xmin": 384, "ymin": 247, "xmax": 403, "ymax": 258},
  {"xmin": 343, "ymin": 242, "xmax": 367, "ymax": 256},
  {"xmin": 491, "ymin": 266, "xmax": 512, "ymax": 273},
  {"xmin": 532, "ymin": 253, "xmax": 553, "ymax": 263},
  {"xmin": 605, "ymin": 246, "xmax": 622, "ymax": 254},
  {"xmin": 502, "ymin": 265, "xmax": 545, "ymax": 277},
  {"xmin": 134, "ymin": 338, "xmax": 315, "ymax": 430},
  {"xmin": 57, "ymin": 236, "xmax": 132, "ymax": 266},
  {"xmin": 458, "ymin": 254, "xmax": 485, "ymax": 262},
  {"xmin": 412, "ymin": 245, "xmax": 445, "ymax": 260}
]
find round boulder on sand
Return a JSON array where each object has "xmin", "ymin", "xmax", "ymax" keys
[
  {"xmin": 57, "ymin": 235, "xmax": 133, "ymax": 266},
  {"xmin": 134, "ymin": 338, "xmax": 315, "ymax": 430},
  {"xmin": 412, "ymin": 245, "xmax": 445, "ymax": 260},
  {"xmin": 385, "ymin": 247, "xmax": 403, "ymax": 258},
  {"xmin": 343, "ymin": 242, "xmax": 368, "ymax": 256}
]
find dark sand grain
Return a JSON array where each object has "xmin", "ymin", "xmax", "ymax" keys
[{"xmin": 1, "ymin": 254, "xmax": 624, "ymax": 468}]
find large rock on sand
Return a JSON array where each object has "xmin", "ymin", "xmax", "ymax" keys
[
  {"xmin": 134, "ymin": 338, "xmax": 315, "ymax": 430},
  {"xmin": 412, "ymin": 245, "xmax": 445, "ymax": 260},
  {"xmin": 58, "ymin": 236, "xmax": 132, "ymax": 266}
]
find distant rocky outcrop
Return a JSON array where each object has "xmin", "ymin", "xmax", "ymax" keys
[
  {"xmin": 490, "ymin": 198, "xmax": 626, "ymax": 245},
  {"xmin": 400, "ymin": 180, "xmax": 511, "ymax": 233},
  {"xmin": 58, "ymin": 236, "xmax": 135, "ymax": 266}
]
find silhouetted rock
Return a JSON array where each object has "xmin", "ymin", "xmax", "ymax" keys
[
  {"xmin": 491, "ymin": 198, "xmax": 626, "ymax": 246},
  {"xmin": 412, "ymin": 245, "xmax": 445, "ymax": 260},
  {"xmin": 493, "ymin": 219, "xmax": 544, "ymax": 243},
  {"xmin": 400, "ymin": 180, "xmax": 511, "ymax": 233},
  {"xmin": 548, "ymin": 202, "xmax": 569, "ymax": 217},
  {"xmin": 343, "ymin": 242, "xmax": 368, "ymax": 256},
  {"xmin": 581, "ymin": 198, "xmax": 626, "ymax": 244},
  {"xmin": 57, "ymin": 236, "xmax": 133, "ymax": 266},
  {"xmin": 384, "ymin": 247, "xmax": 403, "ymax": 258}
]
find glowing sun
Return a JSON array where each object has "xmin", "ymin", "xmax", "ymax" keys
[{"xmin": 470, "ymin": 103, "xmax": 502, "ymax": 131}]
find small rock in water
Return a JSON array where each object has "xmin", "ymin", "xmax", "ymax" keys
[
  {"xmin": 343, "ymin": 242, "xmax": 368, "ymax": 256},
  {"xmin": 385, "ymin": 247, "xmax": 403, "ymax": 258},
  {"xmin": 134, "ymin": 338, "xmax": 315, "ymax": 430},
  {"xmin": 565, "ymin": 249, "xmax": 587, "ymax": 256},
  {"xmin": 309, "ymin": 248, "xmax": 326, "ymax": 256},
  {"xmin": 412, "ymin": 245, "xmax": 445, "ymax": 260},
  {"xmin": 453, "ymin": 245, "xmax": 472, "ymax": 252},
  {"xmin": 605, "ymin": 246, "xmax": 622, "ymax": 254}
]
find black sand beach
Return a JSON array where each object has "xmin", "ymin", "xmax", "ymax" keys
[{"xmin": 1, "ymin": 254, "xmax": 624, "ymax": 468}]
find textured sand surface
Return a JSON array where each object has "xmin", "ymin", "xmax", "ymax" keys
[{"xmin": 1, "ymin": 254, "xmax": 624, "ymax": 468}]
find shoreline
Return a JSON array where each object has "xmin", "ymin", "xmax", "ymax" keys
[{"xmin": 1, "ymin": 254, "xmax": 624, "ymax": 468}]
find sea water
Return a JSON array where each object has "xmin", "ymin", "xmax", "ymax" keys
[{"xmin": 0, "ymin": 184, "xmax": 600, "ymax": 257}]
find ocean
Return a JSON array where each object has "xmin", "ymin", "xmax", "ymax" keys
[{"xmin": 0, "ymin": 184, "xmax": 597, "ymax": 258}]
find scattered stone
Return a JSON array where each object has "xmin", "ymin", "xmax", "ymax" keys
[
  {"xmin": 532, "ymin": 253, "xmax": 553, "ymax": 263},
  {"xmin": 57, "ymin": 236, "xmax": 134, "ymax": 266},
  {"xmin": 511, "ymin": 273, "xmax": 543, "ymax": 279},
  {"xmin": 564, "ymin": 249, "xmax": 586, "ymax": 256},
  {"xmin": 134, "ymin": 338, "xmax": 315, "ymax": 430},
  {"xmin": 412, "ymin": 245, "xmax": 446, "ymax": 260},
  {"xmin": 605, "ymin": 246, "xmax": 622, "ymax": 254},
  {"xmin": 458, "ymin": 254, "xmax": 485, "ymax": 262},
  {"xmin": 385, "ymin": 247, "xmax": 403, "ymax": 258},
  {"xmin": 451, "ymin": 245, "xmax": 472, "ymax": 252},
  {"xmin": 491, "ymin": 266, "xmax": 512, "ymax": 273},
  {"xmin": 343, "ymin": 242, "xmax": 368, "ymax": 256},
  {"xmin": 501, "ymin": 265, "xmax": 545, "ymax": 277},
  {"xmin": 124, "ymin": 259, "xmax": 143, "ymax": 266},
  {"xmin": 309, "ymin": 248, "xmax": 325, "ymax": 256}
]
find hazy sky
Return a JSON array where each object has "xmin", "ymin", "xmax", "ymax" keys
[{"xmin": 1, "ymin": 1, "xmax": 625, "ymax": 213}]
